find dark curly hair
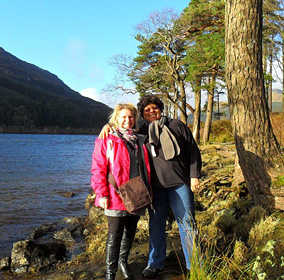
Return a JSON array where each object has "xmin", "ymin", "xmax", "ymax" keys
[{"xmin": 137, "ymin": 94, "xmax": 164, "ymax": 117}]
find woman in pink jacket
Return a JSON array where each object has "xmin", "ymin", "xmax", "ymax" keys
[{"xmin": 91, "ymin": 103, "xmax": 151, "ymax": 280}]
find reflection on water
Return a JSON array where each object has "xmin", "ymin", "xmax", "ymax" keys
[{"xmin": 0, "ymin": 134, "xmax": 97, "ymax": 258}]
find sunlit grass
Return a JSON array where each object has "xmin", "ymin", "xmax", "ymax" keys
[
  {"xmin": 179, "ymin": 230, "xmax": 256, "ymax": 280},
  {"xmin": 184, "ymin": 208, "xmax": 284, "ymax": 280}
]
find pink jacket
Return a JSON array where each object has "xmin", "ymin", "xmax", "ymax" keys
[{"xmin": 91, "ymin": 134, "xmax": 151, "ymax": 210}]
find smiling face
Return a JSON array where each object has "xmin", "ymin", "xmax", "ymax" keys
[
  {"xmin": 117, "ymin": 109, "xmax": 135, "ymax": 129},
  {"xmin": 142, "ymin": 103, "xmax": 162, "ymax": 122}
]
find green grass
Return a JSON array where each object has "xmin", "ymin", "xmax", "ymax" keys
[{"xmin": 273, "ymin": 175, "xmax": 284, "ymax": 187}]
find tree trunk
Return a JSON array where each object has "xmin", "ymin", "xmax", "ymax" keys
[
  {"xmin": 282, "ymin": 39, "xmax": 284, "ymax": 113},
  {"xmin": 262, "ymin": 40, "xmax": 267, "ymax": 80},
  {"xmin": 164, "ymin": 100, "xmax": 169, "ymax": 117},
  {"xmin": 225, "ymin": 0, "xmax": 284, "ymax": 209},
  {"xmin": 192, "ymin": 77, "xmax": 201, "ymax": 142},
  {"xmin": 178, "ymin": 80, "xmax": 187, "ymax": 124},
  {"xmin": 203, "ymin": 77, "xmax": 214, "ymax": 144},
  {"xmin": 173, "ymin": 102, "xmax": 178, "ymax": 119},
  {"xmin": 268, "ymin": 49, "xmax": 273, "ymax": 111},
  {"xmin": 262, "ymin": 40, "xmax": 269, "ymax": 101},
  {"xmin": 171, "ymin": 81, "xmax": 179, "ymax": 119}
]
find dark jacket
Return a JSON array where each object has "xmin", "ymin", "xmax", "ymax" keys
[{"xmin": 138, "ymin": 117, "xmax": 202, "ymax": 189}]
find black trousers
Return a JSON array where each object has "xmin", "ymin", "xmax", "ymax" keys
[
  {"xmin": 105, "ymin": 214, "xmax": 140, "ymax": 278},
  {"xmin": 106, "ymin": 215, "xmax": 140, "ymax": 235}
]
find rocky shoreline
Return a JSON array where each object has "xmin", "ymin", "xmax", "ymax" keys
[{"xmin": 0, "ymin": 214, "xmax": 87, "ymax": 277}]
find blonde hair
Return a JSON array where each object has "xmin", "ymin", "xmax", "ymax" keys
[{"xmin": 109, "ymin": 103, "xmax": 138, "ymax": 130}]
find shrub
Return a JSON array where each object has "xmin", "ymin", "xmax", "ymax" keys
[{"xmin": 209, "ymin": 120, "xmax": 233, "ymax": 143}]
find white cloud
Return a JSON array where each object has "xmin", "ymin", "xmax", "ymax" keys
[
  {"xmin": 80, "ymin": 88, "xmax": 115, "ymax": 107},
  {"xmin": 80, "ymin": 88, "xmax": 101, "ymax": 101}
]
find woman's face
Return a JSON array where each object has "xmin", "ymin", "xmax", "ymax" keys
[
  {"xmin": 143, "ymin": 103, "xmax": 162, "ymax": 122},
  {"xmin": 117, "ymin": 109, "xmax": 135, "ymax": 129}
]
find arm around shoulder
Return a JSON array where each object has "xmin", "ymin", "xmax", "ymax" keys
[{"xmin": 98, "ymin": 124, "xmax": 113, "ymax": 139}]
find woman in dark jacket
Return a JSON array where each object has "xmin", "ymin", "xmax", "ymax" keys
[{"xmin": 137, "ymin": 95, "xmax": 202, "ymax": 278}]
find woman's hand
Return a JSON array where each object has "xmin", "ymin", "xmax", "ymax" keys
[
  {"xmin": 99, "ymin": 197, "xmax": 109, "ymax": 209},
  {"xmin": 190, "ymin": 178, "xmax": 200, "ymax": 192},
  {"xmin": 98, "ymin": 124, "xmax": 112, "ymax": 139}
]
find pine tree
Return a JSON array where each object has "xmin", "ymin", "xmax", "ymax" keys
[{"xmin": 225, "ymin": 0, "xmax": 284, "ymax": 209}]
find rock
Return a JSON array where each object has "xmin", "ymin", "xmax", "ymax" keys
[
  {"xmin": 87, "ymin": 206, "xmax": 104, "ymax": 225},
  {"xmin": 26, "ymin": 223, "xmax": 56, "ymax": 240},
  {"xmin": 274, "ymin": 196, "xmax": 284, "ymax": 211},
  {"xmin": 61, "ymin": 216, "xmax": 85, "ymax": 238},
  {"xmin": 0, "ymin": 257, "xmax": 10, "ymax": 271},
  {"xmin": 62, "ymin": 216, "xmax": 83, "ymax": 229},
  {"xmin": 54, "ymin": 228, "xmax": 75, "ymax": 243},
  {"xmin": 10, "ymin": 240, "xmax": 66, "ymax": 274},
  {"xmin": 85, "ymin": 193, "xmax": 96, "ymax": 210},
  {"xmin": 26, "ymin": 216, "xmax": 85, "ymax": 244},
  {"xmin": 64, "ymin": 191, "xmax": 75, "ymax": 197},
  {"xmin": 83, "ymin": 228, "xmax": 90, "ymax": 236}
]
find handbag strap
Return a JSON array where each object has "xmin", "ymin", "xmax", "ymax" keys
[
  {"xmin": 108, "ymin": 170, "xmax": 118, "ymax": 190},
  {"xmin": 107, "ymin": 136, "xmax": 149, "ymax": 192}
]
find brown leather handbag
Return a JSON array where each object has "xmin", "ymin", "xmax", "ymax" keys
[{"xmin": 108, "ymin": 173, "xmax": 152, "ymax": 215}]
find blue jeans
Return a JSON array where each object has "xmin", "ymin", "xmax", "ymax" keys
[{"xmin": 147, "ymin": 184, "xmax": 196, "ymax": 270}]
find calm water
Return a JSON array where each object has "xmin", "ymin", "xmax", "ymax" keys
[{"xmin": 0, "ymin": 134, "xmax": 97, "ymax": 258}]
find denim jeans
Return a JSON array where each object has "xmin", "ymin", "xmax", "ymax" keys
[{"xmin": 147, "ymin": 184, "xmax": 196, "ymax": 270}]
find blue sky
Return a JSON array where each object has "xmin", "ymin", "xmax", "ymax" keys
[{"xmin": 0, "ymin": 0, "xmax": 191, "ymax": 107}]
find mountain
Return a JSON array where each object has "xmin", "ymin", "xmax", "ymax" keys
[
  {"xmin": 273, "ymin": 88, "xmax": 282, "ymax": 98},
  {"xmin": 0, "ymin": 47, "xmax": 112, "ymax": 134}
]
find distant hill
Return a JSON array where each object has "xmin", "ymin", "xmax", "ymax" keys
[
  {"xmin": 188, "ymin": 102, "xmax": 231, "ymax": 123},
  {"xmin": 0, "ymin": 47, "xmax": 112, "ymax": 134},
  {"xmin": 188, "ymin": 91, "xmax": 283, "ymax": 123},
  {"xmin": 273, "ymin": 88, "xmax": 282, "ymax": 97}
]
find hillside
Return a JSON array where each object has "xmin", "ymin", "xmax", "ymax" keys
[{"xmin": 0, "ymin": 47, "xmax": 112, "ymax": 134}]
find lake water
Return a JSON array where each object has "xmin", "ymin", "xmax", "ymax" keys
[{"xmin": 0, "ymin": 134, "xmax": 97, "ymax": 258}]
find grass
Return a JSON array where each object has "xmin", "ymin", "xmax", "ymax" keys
[
  {"xmin": 182, "ymin": 233, "xmax": 255, "ymax": 280},
  {"xmin": 186, "ymin": 206, "xmax": 284, "ymax": 280},
  {"xmin": 273, "ymin": 175, "xmax": 284, "ymax": 187}
]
